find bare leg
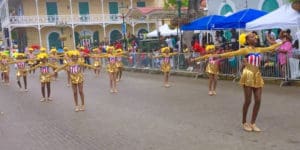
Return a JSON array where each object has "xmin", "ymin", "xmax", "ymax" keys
[
  {"xmin": 208, "ymin": 74, "xmax": 213, "ymax": 92},
  {"xmin": 109, "ymin": 73, "xmax": 113, "ymax": 92},
  {"xmin": 72, "ymin": 84, "xmax": 79, "ymax": 106},
  {"xmin": 78, "ymin": 82, "xmax": 85, "ymax": 111},
  {"xmin": 112, "ymin": 72, "xmax": 118, "ymax": 92},
  {"xmin": 251, "ymin": 88, "xmax": 262, "ymax": 124},
  {"xmin": 17, "ymin": 76, "xmax": 22, "ymax": 89},
  {"xmin": 213, "ymin": 75, "xmax": 217, "ymax": 91},
  {"xmin": 23, "ymin": 76, "xmax": 27, "ymax": 90},
  {"xmin": 243, "ymin": 86, "xmax": 252, "ymax": 124},
  {"xmin": 47, "ymin": 82, "xmax": 51, "ymax": 98},
  {"xmin": 41, "ymin": 83, "xmax": 45, "ymax": 98}
]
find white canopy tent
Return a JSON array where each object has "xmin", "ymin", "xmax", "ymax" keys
[
  {"xmin": 246, "ymin": 4, "xmax": 300, "ymax": 30},
  {"xmin": 147, "ymin": 24, "xmax": 179, "ymax": 37}
]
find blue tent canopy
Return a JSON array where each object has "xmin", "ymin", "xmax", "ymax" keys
[
  {"xmin": 181, "ymin": 15, "xmax": 225, "ymax": 30},
  {"xmin": 213, "ymin": 8, "xmax": 268, "ymax": 29}
]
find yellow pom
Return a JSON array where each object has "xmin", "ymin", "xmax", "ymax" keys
[
  {"xmin": 205, "ymin": 45, "xmax": 215, "ymax": 52},
  {"xmin": 116, "ymin": 48, "xmax": 123, "ymax": 53},
  {"xmin": 92, "ymin": 48, "xmax": 99, "ymax": 52},
  {"xmin": 161, "ymin": 47, "xmax": 170, "ymax": 53},
  {"xmin": 239, "ymin": 33, "xmax": 247, "ymax": 46},
  {"xmin": 37, "ymin": 53, "xmax": 48, "ymax": 60},
  {"xmin": 63, "ymin": 47, "xmax": 69, "ymax": 51},
  {"xmin": 40, "ymin": 47, "xmax": 46, "ymax": 52},
  {"xmin": 15, "ymin": 53, "xmax": 25, "ymax": 58},
  {"xmin": 50, "ymin": 48, "xmax": 57, "ymax": 53},
  {"xmin": 28, "ymin": 48, "xmax": 34, "ymax": 51},
  {"xmin": 106, "ymin": 46, "xmax": 114, "ymax": 52}
]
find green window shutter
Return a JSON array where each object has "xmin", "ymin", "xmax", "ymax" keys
[
  {"xmin": 46, "ymin": 2, "xmax": 58, "ymax": 22},
  {"xmin": 75, "ymin": 32, "xmax": 80, "ymax": 46},
  {"xmin": 137, "ymin": 2, "xmax": 146, "ymax": 7},
  {"xmin": 79, "ymin": 2, "xmax": 89, "ymax": 15},
  {"xmin": 220, "ymin": 4, "xmax": 233, "ymax": 16},
  {"xmin": 46, "ymin": 2, "xmax": 58, "ymax": 15},
  {"xmin": 79, "ymin": 2, "xmax": 89, "ymax": 22},
  {"xmin": 261, "ymin": 0, "xmax": 279, "ymax": 12},
  {"xmin": 109, "ymin": 2, "xmax": 119, "ymax": 14}
]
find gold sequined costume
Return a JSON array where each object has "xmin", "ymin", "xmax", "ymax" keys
[
  {"xmin": 220, "ymin": 43, "xmax": 281, "ymax": 88},
  {"xmin": 56, "ymin": 61, "xmax": 95, "ymax": 84},
  {"xmin": 205, "ymin": 63, "xmax": 219, "ymax": 75}
]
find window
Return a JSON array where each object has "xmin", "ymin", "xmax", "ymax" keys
[{"xmin": 137, "ymin": 1, "xmax": 146, "ymax": 7}]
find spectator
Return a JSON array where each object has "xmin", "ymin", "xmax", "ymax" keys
[
  {"xmin": 264, "ymin": 29, "xmax": 276, "ymax": 46},
  {"xmin": 277, "ymin": 30, "xmax": 293, "ymax": 77},
  {"xmin": 230, "ymin": 29, "xmax": 239, "ymax": 50}
]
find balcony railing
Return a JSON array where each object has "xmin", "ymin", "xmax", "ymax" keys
[{"xmin": 8, "ymin": 14, "xmax": 155, "ymax": 26}]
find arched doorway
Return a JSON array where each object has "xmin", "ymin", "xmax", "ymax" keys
[
  {"xmin": 48, "ymin": 32, "xmax": 62, "ymax": 49},
  {"xmin": 137, "ymin": 29, "xmax": 148, "ymax": 40},
  {"xmin": 110, "ymin": 30, "xmax": 122, "ymax": 43},
  {"xmin": 261, "ymin": 0, "xmax": 279, "ymax": 12}
]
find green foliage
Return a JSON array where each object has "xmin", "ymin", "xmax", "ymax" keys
[
  {"xmin": 164, "ymin": 0, "xmax": 189, "ymax": 9},
  {"xmin": 289, "ymin": 0, "xmax": 300, "ymax": 3}
]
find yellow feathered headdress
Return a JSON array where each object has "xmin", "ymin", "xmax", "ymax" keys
[
  {"xmin": 37, "ymin": 53, "xmax": 48, "ymax": 60},
  {"xmin": 239, "ymin": 33, "xmax": 247, "ymax": 46},
  {"xmin": 50, "ymin": 48, "xmax": 57, "ymax": 53},
  {"xmin": 15, "ymin": 53, "xmax": 25, "ymax": 58},
  {"xmin": 106, "ymin": 46, "xmax": 114, "ymax": 53},
  {"xmin": 69, "ymin": 50, "xmax": 80, "ymax": 57},
  {"xmin": 40, "ymin": 47, "xmax": 46, "ymax": 52},
  {"xmin": 161, "ymin": 47, "xmax": 170, "ymax": 53},
  {"xmin": 116, "ymin": 48, "xmax": 123, "ymax": 53},
  {"xmin": 63, "ymin": 47, "xmax": 69, "ymax": 51},
  {"xmin": 205, "ymin": 45, "xmax": 215, "ymax": 52},
  {"xmin": 92, "ymin": 48, "xmax": 99, "ymax": 52}
]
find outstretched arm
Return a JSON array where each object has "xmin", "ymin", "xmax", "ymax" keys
[
  {"xmin": 27, "ymin": 63, "xmax": 41, "ymax": 72},
  {"xmin": 219, "ymin": 48, "xmax": 247, "ymax": 58},
  {"xmin": 193, "ymin": 54, "xmax": 211, "ymax": 62},
  {"xmin": 54, "ymin": 64, "xmax": 68, "ymax": 73},
  {"xmin": 257, "ymin": 42, "xmax": 282, "ymax": 53}
]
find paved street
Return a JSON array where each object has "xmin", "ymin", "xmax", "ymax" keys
[{"xmin": 0, "ymin": 70, "xmax": 299, "ymax": 150}]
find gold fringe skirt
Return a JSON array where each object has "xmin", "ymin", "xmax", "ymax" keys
[
  {"xmin": 40, "ymin": 74, "xmax": 52, "ymax": 83},
  {"xmin": 70, "ymin": 73, "xmax": 84, "ymax": 84},
  {"xmin": 240, "ymin": 64, "xmax": 264, "ymax": 88},
  {"xmin": 205, "ymin": 63, "xmax": 219, "ymax": 75},
  {"xmin": 161, "ymin": 63, "xmax": 171, "ymax": 73},
  {"xmin": 106, "ymin": 64, "xmax": 118, "ymax": 73},
  {"xmin": 16, "ymin": 70, "xmax": 27, "ymax": 77},
  {"xmin": 116, "ymin": 62, "xmax": 123, "ymax": 68},
  {"xmin": 93, "ymin": 61, "xmax": 101, "ymax": 68},
  {"xmin": 0, "ymin": 66, "xmax": 9, "ymax": 73}
]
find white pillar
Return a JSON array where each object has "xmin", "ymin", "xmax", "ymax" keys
[
  {"xmin": 130, "ymin": 0, "xmax": 133, "ymax": 9},
  {"xmin": 72, "ymin": 26, "xmax": 76, "ymax": 49},
  {"xmin": 147, "ymin": 23, "xmax": 150, "ymax": 32},
  {"xmin": 35, "ymin": 0, "xmax": 42, "ymax": 47},
  {"xmin": 132, "ymin": 23, "xmax": 135, "ymax": 35},
  {"xmin": 70, "ymin": 0, "xmax": 75, "ymax": 49},
  {"xmin": 5, "ymin": 0, "xmax": 12, "ymax": 49},
  {"xmin": 38, "ymin": 27, "xmax": 42, "ymax": 47}
]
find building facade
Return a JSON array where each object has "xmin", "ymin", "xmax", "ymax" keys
[
  {"xmin": 0, "ymin": 0, "xmax": 167, "ymax": 51},
  {"xmin": 207, "ymin": 0, "xmax": 289, "ymax": 16}
]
